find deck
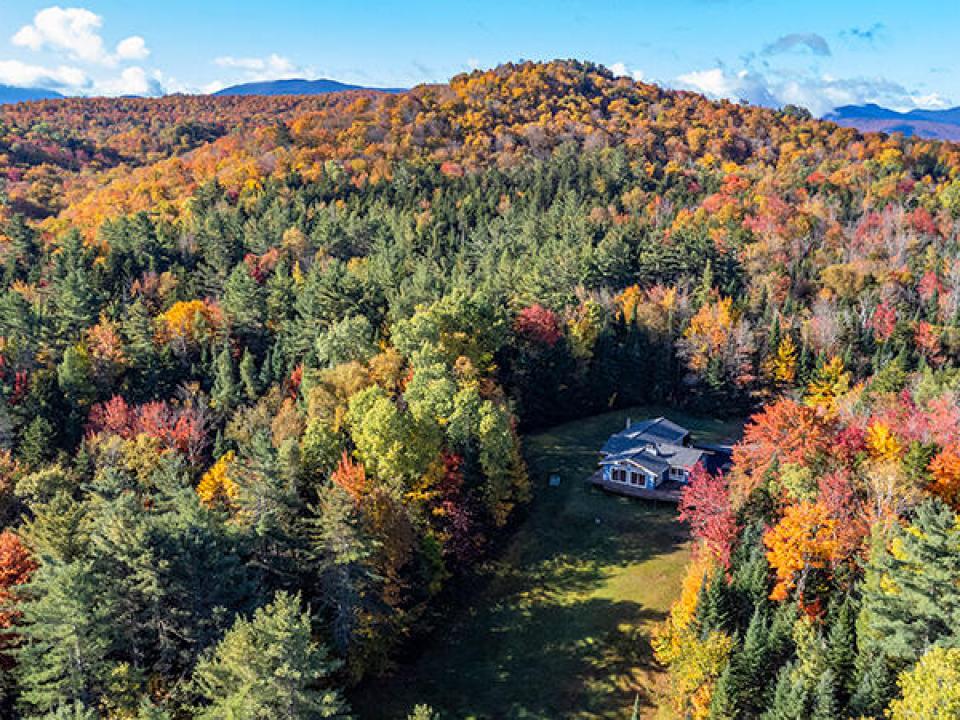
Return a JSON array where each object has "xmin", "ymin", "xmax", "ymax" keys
[{"xmin": 588, "ymin": 471, "xmax": 684, "ymax": 503}]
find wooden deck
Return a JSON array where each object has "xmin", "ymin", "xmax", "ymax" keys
[{"xmin": 588, "ymin": 471, "xmax": 683, "ymax": 503}]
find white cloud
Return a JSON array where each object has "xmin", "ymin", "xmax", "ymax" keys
[
  {"xmin": 115, "ymin": 36, "xmax": 149, "ymax": 61},
  {"xmin": 610, "ymin": 62, "xmax": 645, "ymax": 82},
  {"xmin": 0, "ymin": 59, "xmax": 88, "ymax": 90},
  {"xmin": 910, "ymin": 93, "xmax": 951, "ymax": 110},
  {"xmin": 674, "ymin": 65, "xmax": 946, "ymax": 117},
  {"xmin": 214, "ymin": 53, "xmax": 303, "ymax": 80},
  {"xmin": 762, "ymin": 33, "xmax": 831, "ymax": 57},
  {"xmin": 95, "ymin": 66, "xmax": 163, "ymax": 96},
  {"xmin": 13, "ymin": 6, "xmax": 108, "ymax": 63},
  {"xmin": 677, "ymin": 68, "xmax": 777, "ymax": 107},
  {"xmin": 12, "ymin": 6, "xmax": 151, "ymax": 66}
]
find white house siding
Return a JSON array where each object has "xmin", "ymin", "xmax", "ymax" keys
[{"xmin": 602, "ymin": 463, "xmax": 660, "ymax": 489}]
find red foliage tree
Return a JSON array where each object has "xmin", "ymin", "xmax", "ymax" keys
[
  {"xmin": 514, "ymin": 304, "xmax": 562, "ymax": 347},
  {"xmin": 732, "ymin": 399, "xmax": 831, "ymax": 498},
  {"xmin": 87, "ymin": 396, "xmax": 208, "ymax": 463},
  {"xmin": 0, "ymin": 531, "xmax": 37, "ymax": 668},
  {"xmin": 869, "ymin": 301, "xmax": 897, "ymax": 342},
  {"xmin": 817, "ymin": 470, "xmax": 869, "ymax": 562},
  {"xmin": 678, "ymin": 463, "xmax": 737, "ymax": 568},
  {"xmin": 331, "ymin": 451, "xmax": 367, "ymax": 501}
]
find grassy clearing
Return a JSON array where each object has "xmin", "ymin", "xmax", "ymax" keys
[{"xmin": 353, "ymin": 406, "xmax": 741, "ymax": 719}]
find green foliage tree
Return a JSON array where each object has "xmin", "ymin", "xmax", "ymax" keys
[
  {"xmin": 192, "ymin": 591, "xmax": 348, "ymax": 719},
  {"xmin": 16, "ymin": 560, "xmax": 111, "ymax": 716}
]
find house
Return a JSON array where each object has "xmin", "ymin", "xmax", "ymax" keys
[{"xmin": 594, "ymin": 417, "xmax": 723, "ymax": 498}]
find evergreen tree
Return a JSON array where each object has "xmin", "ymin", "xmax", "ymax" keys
[
  {"xmin": 307, "ymin": 486, "xmax": 379, "ymax": 656},
  {"xmin": 762, "ymin": 663, "xmax": 808, "ymax": 720},
  {"xmin": 697, "ymin": 566, "xmax": 733, "ymax": 636},
  {"xmin": 861, "ymin": 500, "xmax": 960, "ymax": 663},
  {"xmin": 809, "ymin": 670, "xmax": 837, "ymax": 720},
  {"xmin": 211, "ymin": 344, "xmax": 238, "ymax": 413},
  {"xmin": 825, "ymin": 596, "xmax": 857, "ymax": 707},
  {"xmin": 708, "ymin": 662, "xmax": 737, "ymax": 720},
  {"xmin": 16, "ymin": 561, "xmax": 111, "ymax": 716},
  {"xmin": 192, "ymin": 591, "xmax": 348, "ymax": 719},
  {"xmin": 239, "ymin": 348, "xmax": 259, "ymax": 402}
]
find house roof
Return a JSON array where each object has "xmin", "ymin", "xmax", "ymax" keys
[
  {"xmin": 601, "ymin": 444, "xmax": 705, "ymax": 470},
  {"xmin": 600, "ymin": 449, "xmax": 671, "ymax": 474},
  {"xmin": 600, "ymin": 416, "xmax": 690, "ymax": 456}
]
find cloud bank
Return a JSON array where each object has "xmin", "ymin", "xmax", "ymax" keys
[{"xmin": 3, "ymin": 6, "xmax": 160, "ymax": 97}]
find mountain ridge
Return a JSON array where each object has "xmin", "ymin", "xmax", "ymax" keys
[
  {"xmin": 0, "ymin": 84, "xmax": 65, "ymax": 105},
  {"xmin": 213, "ymin": 77, "xmax": 406, "ymax": 97},
  {"xmin": 826, "ymin": 102, "xmax": 960, "ymax": 141}
]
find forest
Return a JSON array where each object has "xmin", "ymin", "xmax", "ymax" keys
[{"xmin": 1, "ymin": 60, "xmax": 960, "ymax": 717}]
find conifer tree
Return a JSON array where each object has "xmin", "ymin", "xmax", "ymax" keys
[
  {"xmin": 809, "ymin": 670, "xmax": 838, "ymax": 720},
  {"xmin": 825, "ymin": 596, "xmax": 857, "ymax": 707},
  {"xmin": 762, "ymin": 663, "xmax": 808, "ymax": 720},
  {"xmin": 211, "ymin": 344, "xmax": 238, "ymax": 413},
  {"xmin": 239, "ymin": 348, "xmax": 259, "ymax": 402},
  {"xmin": 193, "ymin": 591, "xmax": 348, "ymax": 719},
  {"xmin": 16, "ymin": 560, "xmax": 111, "ymax": 716}
]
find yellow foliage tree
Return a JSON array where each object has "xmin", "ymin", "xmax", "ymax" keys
[
  {"xmin": 889, "ymin": 647, "xmax": 960, "ymax": 720},
  {"xmin": 770, "ymin": 335, "xmax": 798, "ymax": 386},
  {"xmin": 764, "ymin": 501, "xmax": 839, "ymax": 602},
  {"xmin": 866, "ymin": 422, "xmax": 902, "ymax": 463},
  {"xmin": 197, "ymin": 451, "xmax": 238, "ymax": 508},
  {"xmin": 157, "ymin": 299, "xmax": 222, "ymax": 350},
  {"xmin": 804, "ymin": 355, "xmax": 851, "ymax": 414}
]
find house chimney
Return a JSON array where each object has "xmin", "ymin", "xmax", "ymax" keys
[{"xmin": 625, "ymin": 417, "xmax": 631, "ymax": 430}]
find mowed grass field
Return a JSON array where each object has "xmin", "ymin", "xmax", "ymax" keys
[{"xmin": 353, "ymin": 406, "xmax": 742, "ymax": 720}]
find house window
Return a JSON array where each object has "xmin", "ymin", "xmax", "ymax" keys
[{"xmin": 630, "ymin": 472, "xmax": 641, "ymax": 486}]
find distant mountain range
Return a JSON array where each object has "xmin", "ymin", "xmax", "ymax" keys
[
  {"xmin": 0, "ymin": 84, "xmax": 64, "ymax": 104},
  {"xmin": 825, "ymin": 103, "xmax": 960, "ymax": 141},
  {"xmin": 213, "ymin": 78, "xmax": 405, "ymax": 97}
]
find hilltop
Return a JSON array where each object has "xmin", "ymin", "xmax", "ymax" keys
[{"xmin": 214, "ymin": 77, "xmax": 406, "ymax": 96}]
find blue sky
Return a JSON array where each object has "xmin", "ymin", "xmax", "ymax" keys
[{"xmin": 0, "ymin": 1, "xmax": 956, "ymax": 115}]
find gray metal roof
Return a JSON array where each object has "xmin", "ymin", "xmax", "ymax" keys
[
  {"xmin": 600, "ymin": 417, "xmax": 690, "ymax": 455},
  {"xmin": 599, "ymin": 417, "xmax": 708, "ymax": 473},
  {"xmin": 599, "ymin": 449, "xmax": 671, "ymax": 474},
  {"xmin": 601, "ymin": 417, "xmax": 690, "ymax": 453}
]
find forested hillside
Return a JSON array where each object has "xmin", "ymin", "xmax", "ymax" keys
[{"xmin": 2, "ymin": 60, "xmax": 960, "ymax": 718}]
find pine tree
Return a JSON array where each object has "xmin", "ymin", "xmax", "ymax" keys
[
  {"xmin": 192, "ymin": 591, "xmax": 348, "ymax": 719},
  {"xmin": 307, "ymin": 486, "xmax": 378, "ymax": 656},
  {"xmin": 731, "ymin": 605, "xmax": 774, "ymax": 716},
  {"xmin": 408, "ymin": 705, "xmax": 440, "ymax": 720},
  {"xmin": 18, "ymin": 417, "xmax": 57, "ymax": 470},
  {"xmin": 16, "ymin": 560, "xmax": 111, "ymax": 716},
  {"xmin": 708, "ymin": 662, "xmax": 737, "ymax": 720},
  {"xmin": 809, "ymin": 670, "xmax": 837, "ymax": 720},
  {"xmin": 697, "ymin": 566, "xmax": 732, "ymax": 636},
  {"xmin": 861, "ymin": 499, "xmax": 960, "ymax": 662},
  {"xmin": 210, "ymin": 344, "xmax": 238, "ymax": 413},
  {"xmin": 239, "ymin": 348, "xmax": 259, "ymax": 402},
  {"xmin": 762, "ymin": 663, "xmax": 808, "ymax": 720},
  {"xmin": 849, "ymin": 649, "xmax": 897, "ymax": 719},
  {"xmin": 825, "ymin": 596, "xmax": 857, "ymax": 708}
]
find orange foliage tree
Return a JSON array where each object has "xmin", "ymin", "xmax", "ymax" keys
[{"xmin": 764, "ymin": 501, "xmax": 839, "ymax": 603}]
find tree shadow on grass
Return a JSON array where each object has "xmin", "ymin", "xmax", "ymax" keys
[
  {"xmin": 362, "ymin": 596, "xmax": 666, "ymax": 720},
  {"xmin": 353, "ymin": 487, "xmax": 687, "ymax": 719},
  {"xmin": 352, "ymin": 408, "xmax": 696, "ymax": 718}
]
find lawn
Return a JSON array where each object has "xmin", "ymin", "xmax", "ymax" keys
[{"xmin": 352, "ymin": 406, "xmax": 742, "ymax": 719}]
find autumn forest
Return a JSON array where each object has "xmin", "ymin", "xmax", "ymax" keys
[{"xmin": 1, "ymin": 60, "xmax": 960, "ymax": 718}]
